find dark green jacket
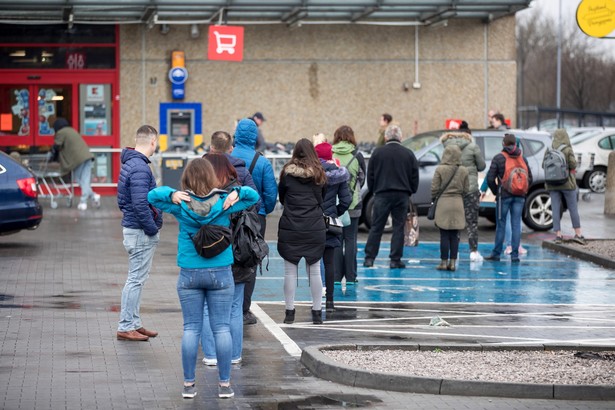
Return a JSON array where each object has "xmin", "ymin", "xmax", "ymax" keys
[{"xmin": 54, "ymin": 126, "xmax": 93, "ymax": 175}]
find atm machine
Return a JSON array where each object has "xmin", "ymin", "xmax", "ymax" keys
[{"xmin": 158, "ymin": 102, "xmax": 203, "ymax": 188}]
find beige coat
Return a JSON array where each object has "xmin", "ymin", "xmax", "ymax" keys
[{"xmin": 431, "ymin": 145, "xmax": 470, "ymax": 230}]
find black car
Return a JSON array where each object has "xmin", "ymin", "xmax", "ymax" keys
[
  {"xmin": 0, "ymin": 152, "xmax": 43, "ymax": 235},
  {"xmin": 361, "ymin": 129, "xmax": 557, "ymax": 231}
]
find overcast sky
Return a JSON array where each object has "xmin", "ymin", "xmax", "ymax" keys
[{"xmin": 517, "ymin": 0, "xmax": 615, "ymax": 59}]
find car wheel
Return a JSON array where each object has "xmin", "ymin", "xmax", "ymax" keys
[
  {"xmin": 522, "ymin": 189, "xmax": 553, "ymax": 231},
  {"xmin": 363, "ymin": 195, "xmax": 393, "ymax": 232},
  {"xmin": 583, "ymin": 166, "xmax": 607, "ymax": 193}
]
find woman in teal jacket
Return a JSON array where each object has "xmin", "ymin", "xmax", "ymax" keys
[{"xmin": 148, "ymin": 158, "xmax": 258, "ymax": 400}]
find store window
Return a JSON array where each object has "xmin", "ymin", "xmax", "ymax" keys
[
  {"xmin": 79, "ymin": 84, "xmax": 111, "ymax": 136},
  {"xmin": 0, "ymin": 85, "xmax": 29, "ymax": 136}
]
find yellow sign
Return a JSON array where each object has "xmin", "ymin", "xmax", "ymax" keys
[
  {"xmin": 576, "ymin": 0, "xmax": 615, "ymax": 38},
  {"xmin": 164, "ymin": 159, "xmax": 184, "ymax": 170}
]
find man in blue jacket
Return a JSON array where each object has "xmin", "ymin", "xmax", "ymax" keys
[
  {"xmin": 231, "ymin": 118, "xmax": 278, "ymax": 325},
  {"xmin": 116, "ymin": 125, "xmax": 164, "ymax": 341}
]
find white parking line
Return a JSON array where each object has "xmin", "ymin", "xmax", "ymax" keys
[{"xmin": 251, "ymin": 303, "xmax": 302, "ymax": 358}]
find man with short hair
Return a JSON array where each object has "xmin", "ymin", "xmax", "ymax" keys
[
  {"xmin": 231, "ymin": 119, "xmax": 278, "ymax": 324},
  {"xmin": 484, "ymin": 133, "xmax": 533, "ymax": 263},
  {"xmin": 364, "ymin": 124, "xmax": 419, "ymax": 269},
  {"xmin": 376, "ymin": 113, "xmax": 393, "ymax": 146},
  {"xmin": 492, "ymin": 113, "xmax": 508, "ymax": 130},
  {"xmin": 116, "ymin": 125, "xmax": 165, "ymax": 341},
  {"xmin": 251, "ymin": 112, "xmax": 266, "ymax": 152}
]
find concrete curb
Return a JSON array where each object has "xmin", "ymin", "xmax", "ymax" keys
[
  {"xmin": 300, "ymin": 344, "xmax": 615, "ymax": 401},
  {"xmin": 542, "ymin": 239, "xmax": 615, "ymax": 270}
]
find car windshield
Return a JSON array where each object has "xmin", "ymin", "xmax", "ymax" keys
[
  {"xmin": 571, "ymin": 130, "xmax": 602, "ymax": 144},
  {"xmin": 402, "ymin": 131, "xmax": 443, "ymax": 152}
]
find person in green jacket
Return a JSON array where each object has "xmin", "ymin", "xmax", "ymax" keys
[
  {"xmin": 544, "ymin": 129, "xmax": 586, "ymax": 245},
  {"xmin": 52, "ymin": 118, "xmax": 100, "ymax": 211}
]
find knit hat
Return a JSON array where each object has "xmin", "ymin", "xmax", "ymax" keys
[{"xmin": 314, "ymin": 142, "xmax": 332, "ymax": 161}]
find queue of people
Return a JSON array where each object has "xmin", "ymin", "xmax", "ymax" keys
[{"xmin": 113, "ymin": 113, "xmax": 586, "ymax": 401}]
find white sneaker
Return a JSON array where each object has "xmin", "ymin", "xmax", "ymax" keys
[
  {"xmin": 77, "ymin": 202, "xmax": 87, "ymax": 211},
  {"xmin": 518, "ymin": 246, "xmax": 528, "ymax": 255},
  {"xmin": 202, "ymin": 357, "xmax": 217, "ymax": 366},
  {"xmin": 231, "ymin": 357, "xmax": 242, "ymax": 365},
  {"xmin": 470, "ymin": 251, "xmax": 483, "ymax": 262},
  {"xmin": 504, "ymin": 246, "xmax": 512, "ymax": 255},
  {"xmin": 92, "ymin": 193, "xmax": 101, "ymax": 208},
  {"xmin": 322, "ymin": 287, "xmax": 326, "ymax": 298}
]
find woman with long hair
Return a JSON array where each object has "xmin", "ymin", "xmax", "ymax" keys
[
  {"xmin": 278, "ymin": 138, "xmax": 327, "ymax": 324},
  {"xmin": 331, "ymin": 125, "xmax": 366, "ymax": 285},
  {"xmin": 148, "ymin": 158, "xmax": 259, "ymax": 400},
  {"xmin": 199, "ymin": 153, "xmax": 246, "ymax": 369}
]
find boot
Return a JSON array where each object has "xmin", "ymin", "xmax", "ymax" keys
[
  {"xmin": 448, "ymin": 259, "xmax": 457, "ymax": 272},
  {"xmin": 311, "ymin": 308, "xmax": 323, "ymax": 324},
  {"xmin": 326, "ymin": 300, "xmax": 335, "ymax": 312},
  {"xmin": 436, "ymin": 259, "xmax": 448, "ymax": 270},
  {"xmin": 283, "ymin": 309, "xmax": 295, "ymax": 324}
]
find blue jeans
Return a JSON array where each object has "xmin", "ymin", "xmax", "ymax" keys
[
  {"xmin": 492, "ymin": 196, "xmax": 525, "ymax": 259},
  {"xmin": 177, "ymin": 266, "xmax": 234, "ymax": 384},
  {"xmin": 118, "ymin": 228, "xmax": 159, "ymax": 332},
  {"xmin": 201, "ymin": 282, "xmax": 245, "ymax": 362},
  {"xmin": 73, "ymin": 159, "xmax": 94, "ymax": 204}
]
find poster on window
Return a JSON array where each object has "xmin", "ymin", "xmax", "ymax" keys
[{"xmin": 80, "ymin": 84, "xmax": 110, "ymax": 136}]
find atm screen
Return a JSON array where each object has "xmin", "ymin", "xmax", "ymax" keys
[{"xmin": 172, "ymin": 122, "xmax": 190, "ymax": 137}]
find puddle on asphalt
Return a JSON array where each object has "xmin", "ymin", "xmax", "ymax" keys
[{"xmin": 256, "ymin": 394, "xmax": 382, "ymax": 409}]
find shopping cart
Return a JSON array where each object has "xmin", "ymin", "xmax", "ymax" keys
[
  {"xmin": 213, "ymin": 30, "xmax": 237, "ymax": 54},
  {"xmin": 26, "ymin": 154, "xmax": 74, "ymax": 209}
]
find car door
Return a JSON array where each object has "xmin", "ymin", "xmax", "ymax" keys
[{"xmin": 413, "ymin": 142, "xmax": 444, "ymax": 213}]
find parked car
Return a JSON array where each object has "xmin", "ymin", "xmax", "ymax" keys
[
  {"xmin": 570, "ymin": 128, "xmax": 615, "ymax": 193},
  {"xmin": 361, "ymin": 129, "xmax": 558, "ymax": 231},
  {"xmin": 0, "ymin": 151, "xmax": 43, "ymax": 235}
]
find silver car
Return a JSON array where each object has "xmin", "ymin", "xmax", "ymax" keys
[{"xmin": 361, "ymin": 129, "xmax": 559, "ymax": 231}]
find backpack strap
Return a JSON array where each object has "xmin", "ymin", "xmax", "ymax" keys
[{"xmin": 248, "ymin": 152, "xmax": 261, "ymax": 174}]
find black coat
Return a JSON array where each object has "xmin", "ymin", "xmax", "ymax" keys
[
  {"xmin": 277, "ymin": 164, "xmax": 326, "ymax": 265},
  {"xmin": 321, "ymin": 160, "xmax": 351, "ymax": 248},
  {"xmin": 367, "ymin": 140, "xmax": 419, "ymax": 195}
]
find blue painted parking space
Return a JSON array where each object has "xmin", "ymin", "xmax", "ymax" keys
[{"xmin": 254, "ymin": 241, "xmax": 615, "ymax": 305}]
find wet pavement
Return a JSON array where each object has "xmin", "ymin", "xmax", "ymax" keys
[{"xmin": 0, "ymin": 193, "xmax": 614, "ymax": 409}]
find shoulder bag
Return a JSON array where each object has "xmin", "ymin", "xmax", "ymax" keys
[{"xmin": 427, "ymin": 166, "xmax": 459, "ymax": 221}]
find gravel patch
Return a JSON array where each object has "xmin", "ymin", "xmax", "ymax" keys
[
  {"xmin": 324, "ymin": 350, "xmax": 615, "ymax": 385},
  {"xmin": 567, "ymin": 240, "xmax": 615, "ymax": 260}
]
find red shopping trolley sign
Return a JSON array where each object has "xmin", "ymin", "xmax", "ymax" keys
[{"xmin": 208, "ymin": 25, "xmax": 244, "ymax": 62}]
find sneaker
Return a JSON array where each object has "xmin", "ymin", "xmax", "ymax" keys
[
  {"xmin": 346, "ymin": 279, "xmax": 358, "ymax": 285},
  {"xmin": 390, "ymin": 260, "xmax": 406, "ymax": 269},
  {"xmin": 554, "ymin": 236, "xmax": 564, "ymax": 244},
  {"xmin": 218, "ymin": 384, "xmax": 234, "ymax": 399},
  {"xmin": 363, "ymin": 258, "xmax": 374, "ymax": 267},
  {"xmin": 518, "ymin": 246, "xmax": 528, "ymax": 255},
  {"xmin": 202, "ymin": 357, "xmax": 217, "ymax": 366},
  {"xmin": 231, "ymin": 357, "xmax": 242, "ymax": 365},
  {"xmin": 92, "ymin": 193, "xmax": 101, "ymax": 208},
  {"xmin": 572, "ymin": 235, "xmax": 587, "ymax": 245},
  {"xmin": 504, "ymin": 246, "xmax": 512, "ymax": 255},
  {"xmin": 469, "ymin": 251, "xmax": 483, "ymax": 262},
  {"xmin": 484, "ymin": 255, "xmax": 500, "ymax": 262},
  {"xmin": 77, "ymin": 202, "xmax": 87, "ymax": 211},
  {"xmin": 511, "ymin": 257, "xmax": 521, "ymax": 263},
  {"xmin": 334, "ymin": 281, "xmax": 342, "ymax": 285},
  {"xmin": 182, "ymin": 384, "xmax": 197, "ymax": 399},
  {"xmin": 322, "ymin": 287, "xmax": 326, "ymax": 298},
  {"xmin": 243, "ymin": 311, "xmax": 257, "ymax": 325}
]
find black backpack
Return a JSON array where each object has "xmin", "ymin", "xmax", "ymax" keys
[{"xmin": 231, "ymin": 209, "xmax": 269, "ymax": 273}]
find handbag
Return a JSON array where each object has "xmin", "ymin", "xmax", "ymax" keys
[
  {"xmin": 339, "ymin": 210, "xmax": 351, "ymax": 227},
  {"xmin": 183, "ymin": 206, "xmax": 232, "ymax": 258},
  {"xmin": 324, "ymin": 215, "xmax": 344, "ymax": 235},
  {"xmin": 427, "ymin": 166, "xmax": 459, "ymax": 221}
]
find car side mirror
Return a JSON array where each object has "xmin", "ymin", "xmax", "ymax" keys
[{"xmin": 419, "ymin": 153, "xmax": 439, "ymax": 167}]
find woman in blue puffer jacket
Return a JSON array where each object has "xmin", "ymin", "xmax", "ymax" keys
[{"xmin": 147, "ymin": 158, "xmax": 258, "ymax": 400}]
